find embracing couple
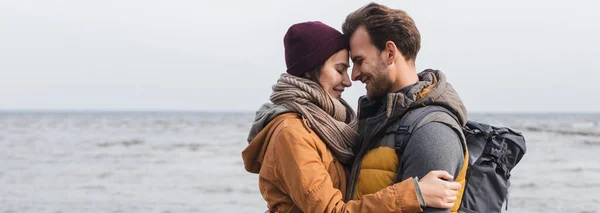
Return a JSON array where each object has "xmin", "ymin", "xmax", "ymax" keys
[{"xmin": 243, "ymin": 3, "xmax": 469, "ymax": 213}]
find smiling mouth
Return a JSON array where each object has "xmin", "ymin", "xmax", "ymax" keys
[
  {"xmin": 361, "ymin": 76, "xmax": 370, "ymax": 85},
  {"xmin": 361, "ymin": 78, "xmax": 370, "ymax": 89},
  {"xmin": 331, "ymin": 87, "xmax": 344, "ymax": 97}
]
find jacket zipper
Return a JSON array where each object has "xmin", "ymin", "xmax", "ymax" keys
[
  {"xmin": 346, "ymin": 95, "xmax": 396, "ymax": 201},
  {"xmin": 346, "ymin": 121, "xmax": 386, "ymax": 201}
]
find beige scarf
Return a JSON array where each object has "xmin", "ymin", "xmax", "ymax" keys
[{"xmin": 270, "ymin": 73, "xmax": 359, "ymax": 164}]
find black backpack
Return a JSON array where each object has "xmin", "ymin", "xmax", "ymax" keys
[{"xmin": 391, "ymin": 106, "xmax": 527, "ymax": 213}]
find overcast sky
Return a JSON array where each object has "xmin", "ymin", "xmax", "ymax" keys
[{"xmin": 1, "ymin": 0, "xmax": 598, "ymax": 112}]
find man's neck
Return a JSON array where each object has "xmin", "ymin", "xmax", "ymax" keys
[{"xmin": 389, "ymin": 63, "xmax": 418, "ymax": 93}]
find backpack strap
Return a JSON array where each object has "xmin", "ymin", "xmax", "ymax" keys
[{"xmin": 391, "ymin": 105, "xmax": 462, "ymax": 183}]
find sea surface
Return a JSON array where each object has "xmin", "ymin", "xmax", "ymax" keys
[{"xmin": 1, "ymin": 111, "xmax": 599, "ymax": 213}]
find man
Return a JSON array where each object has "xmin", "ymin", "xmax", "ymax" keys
[{"xmin": 342, "ymin": 3, "xmax": 469, "ymax": 213}]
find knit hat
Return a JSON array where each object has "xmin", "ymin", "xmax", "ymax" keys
[{"xmin": 284, "ymin": 21, "xmax": 349, "ymax": 76}]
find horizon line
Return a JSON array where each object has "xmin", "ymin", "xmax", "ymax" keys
[{"xmin": 1, "ymin": 109, "xmax": 599, "ymax": 114}]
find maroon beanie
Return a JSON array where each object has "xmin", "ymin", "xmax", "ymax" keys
[{"xmin": 284, "ymin": 21, "xmax": 349, "ymax": 77}]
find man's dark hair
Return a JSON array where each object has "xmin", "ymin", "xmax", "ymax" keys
[{"xmin": 342, "ymin": 2, "xmax": 421, "ymax": 63}]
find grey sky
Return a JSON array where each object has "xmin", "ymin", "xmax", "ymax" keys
[{"xmin": 1, "ymin": 0, "xmax": 598, "ymax": 112}]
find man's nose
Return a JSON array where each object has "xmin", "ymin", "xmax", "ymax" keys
[{"xmin": 351, "ymin": 66, "xmax": 361, "ymax": 82}]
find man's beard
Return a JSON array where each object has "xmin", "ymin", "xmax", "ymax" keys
[{"xmin": 366, "ymin": 61, "xmax": 391, "ymax": 100}]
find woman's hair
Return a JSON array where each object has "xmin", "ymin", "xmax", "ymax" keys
[{"xmin": 303, "ymin": 62, "xmax": 325, "ymax": 85}]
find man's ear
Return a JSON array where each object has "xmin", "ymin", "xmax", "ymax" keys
[{"xmin": 384, "ymin": 41, "xmax": 397, "ymax": 65}]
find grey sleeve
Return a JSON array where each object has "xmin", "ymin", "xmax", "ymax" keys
[{"xmin": 400, "ymin": 122, "xmax": 464, "ymax": 213}]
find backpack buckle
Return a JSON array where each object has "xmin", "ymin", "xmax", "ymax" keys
[
  {"xmin": 394, "ymin": 142, "xmax": 403, "ymax": 151},
  {"xmin": 397, "ymin": 125, "xmax": 409, "ymax": 133}
]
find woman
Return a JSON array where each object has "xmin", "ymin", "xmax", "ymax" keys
[{"xmin": 242, "ymin": 21, "xmax": 460, "ymax": 213}]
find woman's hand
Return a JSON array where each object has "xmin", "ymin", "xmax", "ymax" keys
[{"xmin": 418, "ymin": 170, "xmax": 461, "ymax": 209}]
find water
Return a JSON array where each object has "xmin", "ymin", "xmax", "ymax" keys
[{"xmin": 0, "ymin": 112, "xmax": 599, "ymax": 212}]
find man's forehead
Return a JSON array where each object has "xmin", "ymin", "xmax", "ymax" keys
[
  {"xmin": 349, "ymin": 26, "xmax": 370, "ymax": 55},
  {"xmin": 350, "ymin": 26, "xmax": 369, "ymax": 44}
]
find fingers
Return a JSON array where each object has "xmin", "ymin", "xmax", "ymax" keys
[
  {"xmin": 439, "ymin": 201, "xmax": 455, "ymax": 209},
  {"xmin": 437, "ymin": 194, "xmax": 457, "ymax": 208},
  {"xmin": 446, "ymin": 181, "xmax": 461, "ymax": 190},
  {"xmin": 420, "ymin": 171, "xmax": 463, "ymax": 209},
  {"xmin": 445, "ymin": 195, "xmax": 457, "ymax": 203},
  {"xmin": 442, "ymin": 195, "xmax": 457, "ymax": 209},
  {"xmin": 439, "ymin": 188, "xmax": 458, "ymax": 209},
  {"xmin": 446, "ymin": 188, "xmax": 458, "ymax": 196},
  {"xmin": 430, "ymin": 195, "xmax": 457, "ymax": 209},
  {"xmin": 431, "ymin": 170, "xmax": 454, "ymax": 181}
]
